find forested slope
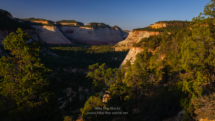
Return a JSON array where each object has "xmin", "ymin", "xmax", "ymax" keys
[{"xmin": 81, "ymin": 1, "xmax": 215, "ymax": 121}]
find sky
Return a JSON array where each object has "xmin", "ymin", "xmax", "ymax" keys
[{"xmin": 0, "ymin": 0, "xmax": 211, "ymax": 30}]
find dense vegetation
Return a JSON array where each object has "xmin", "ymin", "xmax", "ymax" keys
[
  {"xmin": 134, "ymin": 20, "xmax": 190, "ymax": 32},
  {"xmin": 134, "ymin": 34, "xmax": 163, "ymax": 49},
  {"xmin": 22, "ymin": 17, "xmax": 52, "ymax": 22},
  {"xmin": 0, "ymin": 27, "xmax": 128, "ymax": 120},
  {"xmin": 0, "ymin": 29, "xmax": 62, "ymax": 121},
  {"xmin": 81, "ymin": 1, "xmax": 215, "ymax": 121},
  {"xmin": 39, "ymin": 44, "xmax": 128, "ymax": 120}
]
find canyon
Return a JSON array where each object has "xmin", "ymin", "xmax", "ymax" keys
[{"xmin": 2, "ymin": 8, "xmax": 207, "ymax": 121}]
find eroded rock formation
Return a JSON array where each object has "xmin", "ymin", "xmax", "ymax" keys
[
  {"xmin": 32, "ymin": 25, "xmax": 72, "ymax": 44},
  {"xmin": 115, "ymin": 30, "xmax": 161, "ymax": 51},
  {"xmin": 21, "ymin": 19, "xmax": 128, "ymax": 45},
  {"xmin": 58, "ymin": 25, "xmax": 128, "ymax": 45},
  {"xmin": 120, "ymin": 47, "xmax": 144, "ymax": 66},
  {"xmin": 148, "ymin": 22, "xmax": 167, "ymax": 29}
]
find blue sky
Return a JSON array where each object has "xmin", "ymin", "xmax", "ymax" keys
[{"xmin": 0, "ymin": 0, "xmax": 210, "ymax": 30}]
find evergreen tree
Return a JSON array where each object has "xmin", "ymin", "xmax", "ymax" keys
[
  {"xmin": 204, "ymin": 0, "xmax": 215, "ymax": 18},
  {"xmin": 0, "ymin": 28, "xmax": 62, "ymax": 121}
]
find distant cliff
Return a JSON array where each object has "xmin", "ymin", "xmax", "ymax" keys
[
  {"xmin": 58, "ymin": 25, "xmax": 128, "ymax": 45},
  {"xmin": 32, "ymin": 25, "xmax": 72, "ymax": 44},
  {"xmin": 21, "ymin": 18, "xmax": 128, "ymax": 45},
  {"xmin": 0, "ymin": 11, "xmax": 58, "ymax": 57},
  {"xmin": 116, "ymin": 21, "xmax": 190, "ymax": 67}
]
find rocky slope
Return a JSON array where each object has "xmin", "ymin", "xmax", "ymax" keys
[
  {"xmin": 120, "ymin": 47, "xmax": 143, "ymax": 67},
  {"xmin": 115, "ymin": 30, "xmax": 162, "ymax": 67},
  {"xmin": 32, "ymin": 25, "xmax": 72, "ymax": 44},
  {"xmin": 117, "ymin": 22, "xmax": 167, "ymax": 67},
  {"xmin": 115, "ymin": 30, "xmax": 161, "ymax": 51},
  {"xmin": 58, "ymin": 25, "xmax": 128, "ymax": 45},
  {"xmin": 21, "ymin": 18, "xmax": 128, "ymax": 45}
]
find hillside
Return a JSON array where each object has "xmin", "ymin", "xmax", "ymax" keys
[
  {"xmin": 81, "ymin": 2, "xmax": 215, "ymax": 120},
  {"xmin": 115, "ymin": 21, "xmax": 189, "ymax": 52}
]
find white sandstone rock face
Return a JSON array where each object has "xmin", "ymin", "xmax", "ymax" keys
[
  {"xmin": 32, "ymin": 25, "xmax": 72, "ymax": 44},
  {"xmin": 59, "ymin": 26, "xmax": 127, "ymax": 45},
  {"xmin": 120, "ymin": 47, "xmax": 144, "ymax": 67},
  {"xmin": 117, "ymin": 30, "xmax": 161, "ymax": 47}
]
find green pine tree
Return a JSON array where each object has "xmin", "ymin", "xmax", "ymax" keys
[{"xmin": 0, "ymin": 28, "xmax": 62, "ymax": 121}]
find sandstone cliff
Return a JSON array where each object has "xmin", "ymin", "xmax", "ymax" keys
[
  {"xmin": 0, "ymin": 10, "xmax": 58, "ymax": 57},
  {"xmin": 148, "ymin": 22, "xmax": 167, "ymax": 29},
  {"xmin": 55, "ymin": 20, "xmax": 84, "ymax": 26},
  {"xmin": 21, "ymin": 18, "xmax": 128, "ymax": 45},
  {"xmin": 58, "ymin": 25, "xmax": 128, "ymax": 45},
  {"xmin": 32, "ymin": 25, "xmax": 72, "ymax": 44},
  {"xmin": 115, "ymin": 30, "xmax": 161, "ymax": 51},
  {"xmin": 120, "ymin": 47, "xmax": 144, "ymax": 66}
]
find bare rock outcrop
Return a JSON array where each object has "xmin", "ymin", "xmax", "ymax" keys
[
  {"xmin": 148, "ymin": 22, "xmax": 167, "ymax": 29},
  {"xmin": 58, "ymin": 25, "xmax": 128, "ymax": 45},
  {"xmin": 22, "ymin": 19, "xmax": 128, "ymax": 45},
  {"xmin": 115, "ymin": 30, "xmax": 161, "ymax": 51},
  {"xmin": 32, "ymin": 25, "xmax": 72, "ymax": 44},
  {"xmin": 55, "ymin": 20, "xmax": 84, "ymax": 26},
  {"xmin": 120, "ymin": 47, "xmax": 144, "ymax": 67},
  {"xmin": 29, "ymin": 20, "xmax": 54, "ymax": 24}
]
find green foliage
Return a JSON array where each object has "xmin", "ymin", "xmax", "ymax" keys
[
  {"xmin": 46, "ymin": 45, "xmax": 127, "ymax": 69},
  {"xmin": 134, "ymin": 20, "xmax": 190, "ymax": 32},
  {"xmin": 39, "ymin": 44, "xmax": 128, "ymax": 120},
  {"xmin": 0, "ymin": 28, "xmax": 51, "ymax": 107},
  {"xmin": 0, "ymin": 28, "xmax": 62, "ymax": 121},
  {"xmin": 134, "ymin": 35, "xmax": 162, "ymax": 50},
  {"xmin": 22, "ymin": 18, "xmax": 52, "ymax": 21},
  {"xmin": 80, "ymin": 95, "xmax": 104, "ymax": 121},
  {"xmin": 203, "ymin": 0, "xmax": 215, "ymax": 18},
  {"xmin": 64, "ymin": 116, "xmax": 73, "ymax": 121},
  {"xmin": 82, "ymin": 1, "xmax": 215, "ymax": 120},
  {"xmin": 87, "ymin": 63, "xmax": 108, "ymax": 91}
]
